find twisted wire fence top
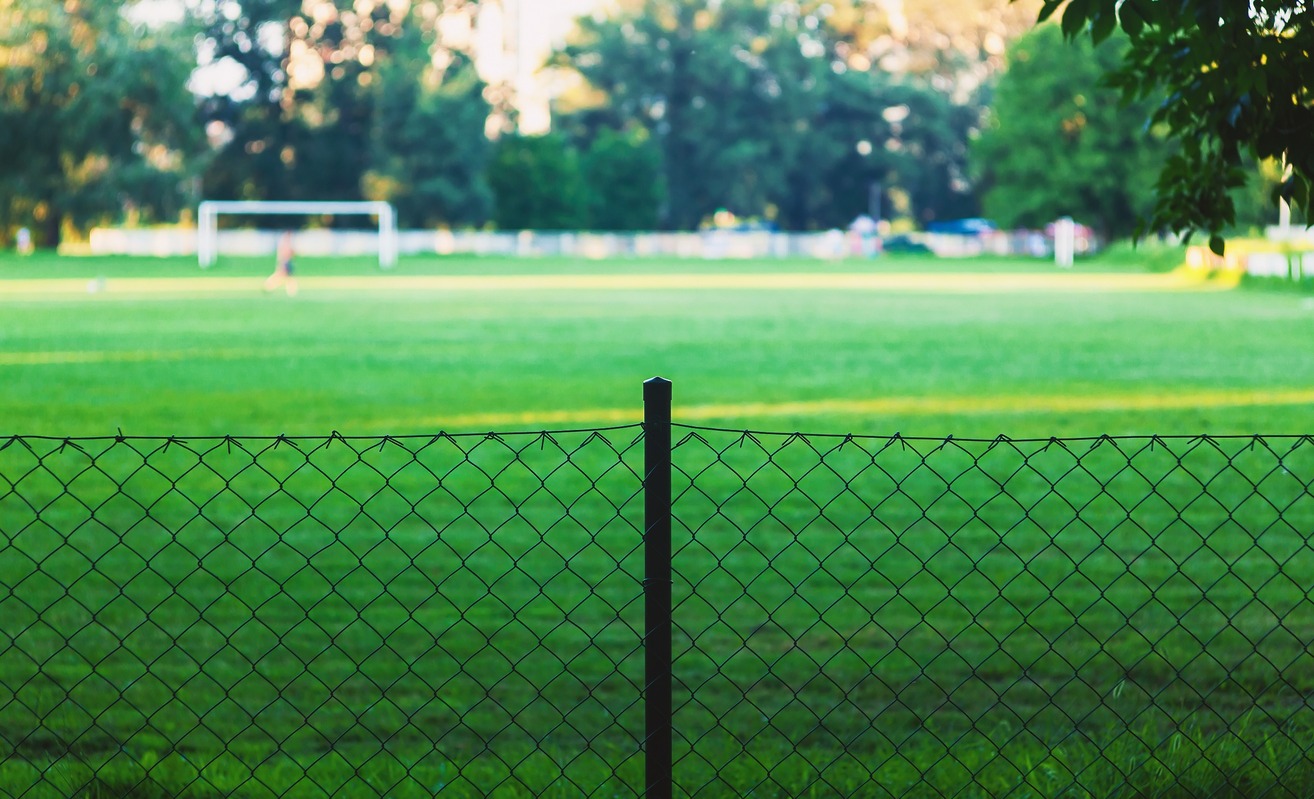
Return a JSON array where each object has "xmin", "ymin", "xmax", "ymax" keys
[{"xmin": 2, "ymin": 427, "xmax": 1313, "ymax": 798}]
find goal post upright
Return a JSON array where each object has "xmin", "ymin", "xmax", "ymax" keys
[
  {"xmin": 198, "ymin": 202, "xmax": 218, "ymax": 268},
  {"xmin": 196, "ymin": 200, "xmax": 399, "ymax": 269},
  {"xmin": 379, "ymin": 202, "xmax": 398, "ymax": 269}
]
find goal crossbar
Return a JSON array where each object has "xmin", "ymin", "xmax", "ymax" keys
[{"xmin": 197, "ymin": 200, "xmax": 398, "ymax": 269}]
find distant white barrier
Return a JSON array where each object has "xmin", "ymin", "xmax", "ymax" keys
[
  {"xmin": 1247, "ymin": 253, "xmax": 1291, "ymax": 279},
  {"xmin": 88, "ymin": 227, "xmax": 1099, "ymax": 262},
  {"xmin": 1185, "ymin": 244, "xmax": 1314, "ymax": 281}
]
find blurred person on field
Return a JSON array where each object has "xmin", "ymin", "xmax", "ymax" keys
[
  {"xmin": 264, "ymin": 231, "xmax": 298, "ymax": 296},
  {"xmin": 16, "ymin": 227, "xmax": 33, "ymax": 255}
]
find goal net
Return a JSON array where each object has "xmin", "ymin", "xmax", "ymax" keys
[{"xmin": 197, "ymin": 200, "xmax": 398, "ymax": 269}]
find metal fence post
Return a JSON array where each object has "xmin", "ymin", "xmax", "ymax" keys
[{"xmin": 643, "ymin": 377, "xmax": 673, "ymax": 799}]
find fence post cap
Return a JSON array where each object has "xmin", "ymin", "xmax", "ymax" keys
[{"xmin": 644, "ymin": 377, "xmax": 673, "ymax": 402}]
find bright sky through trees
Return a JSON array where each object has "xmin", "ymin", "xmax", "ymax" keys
[{"xmin": 132, "ymin": 0, "xmax": 604, "ymax": 97}]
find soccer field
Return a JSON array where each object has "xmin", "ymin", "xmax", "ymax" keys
[
  {"xmin": 3, "ymin": 251, "xmax": 1314, "ymax": 798},
  {"xmin": 1, "ymin": 251, "xmax": 1312, "ymax": 437}
]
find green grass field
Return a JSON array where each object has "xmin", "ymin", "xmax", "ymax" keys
[
  {"xmin": 2, "ymin": 249, "xmax": 1314, "ymax": 798},
  {"xmin": 2, "ymin": 247, "xmax": 1312, "ymax": 437}
]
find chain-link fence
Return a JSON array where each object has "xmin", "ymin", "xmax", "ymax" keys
[
  {"xmin": 2, "ymin": 394, "xmax": 1313, "ymax": 797},
  {"xmin": 669, "ymin": 428, "xmax": 1314, "ymax": 798},
  {"xmin": 0, "ymin": 430, "xmax": 647, "ymax": 798}
]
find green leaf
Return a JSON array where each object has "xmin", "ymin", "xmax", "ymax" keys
[
  {"xmin": 1209, "ymin": 234, "xmax": 1225, "ymax": 256},
  {"xmin": 1119, "ymin": 5, "xmax": 1145, "ymax": 37},
  {"xmin": 1090, "ymin": 8, "xmax": 1117, "ymax": 43},
  {"xmin": 1037, "ymin": 0, "xmax": 1067, "ymax": 24},
  {"xmin": 1061, "ymin": 0, "xmax": 1094, "ymax": 38}
]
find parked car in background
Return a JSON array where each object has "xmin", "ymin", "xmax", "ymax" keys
[
  {"xmin": 926, "ymin": 218, "xmax": 997, "ymax": 236},
  {"xmin": 882, "ymin": 234, "xmax": 933, "ymax": 254}
]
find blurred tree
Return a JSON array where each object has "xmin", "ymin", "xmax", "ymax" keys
[
  {"xmin": 366, "ymin": 50, "xmax": 493, "ymax": 228},
  {"xmin": 823, "ymin": 0, "xmax": 1041, "ymax": 97},
  {"xmin": 0, "ymin": 0, "xmax": 202, "ymax": 246},
  {"xmin": 553, "ymin": 0, "xmax": 785, "ymax": 228},
  {"xmin": 196, "ymin": 0, "xmax": 489, "ymax": 223},
  {"xmin": 887, "ymin": 85, "xmax": 982, "ymax": 225},
  {"xmin": 971, "ymin": 24, "xmax": 1170, "ymax": 239},
  {"xmin": 191, "ymin": 0, "xmax": 302, "ymax": 204},
  {"xmin": 763, "ymin": 68, "xmax": 973, "ymax": 229},
  {"xmin": 581, "ymin": 128, "xmax": 665, "ymax": 231},
  {"xmin": 1034, "ymin": 0, "xmax": 1312, "ymax": 252},
  {"xmin": 553, "ymin": 0, "xmax": 978, "ymax": 230},
  {"xmin": 487, "ymin": 134, "xmax": 589, "ymax": 230}
]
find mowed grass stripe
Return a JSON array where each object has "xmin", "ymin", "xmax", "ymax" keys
[
  {"xmin": 0, "ymin": 269, "xmax": 1224, "ymax": 298},
  {"xmin": 0, "ymin": 348, "xmax": 265, "ymax": 365},
  {"xmin": 414, "ymin": 386, "xmax": 1314, "ymax": 429}
]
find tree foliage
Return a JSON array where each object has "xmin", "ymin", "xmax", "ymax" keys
[
  {"xmin": 1034, "ymin": 0, "xmax": 1313, "ymax": 251},
  {"xmin": 195, "ymin": 0, "xmax": 491, "ymax": 224},
  {"xmin": 552, "ymin": 0, "xmax": 979, "ymax": 231},
  {"xmin": 553, "ymin": 0, "xmax": 782, "ymax": 229},
  {"xmin": 0, "ymin": 0, "xmax": 201, "ymax": 245},
  {"xmin": 825, "ymin": 0, "xmax": 1041, "ymax": 92},
  {"xmin": 366, "ymin": 53, "xmax": 493, "ymax": 228},
  {"xmin": 581, "ymin": 128, "xmax": 665, "ymax": 231},
  {"xmin": 972, "ymin": 24, "xmax": 1171, "ymax": 238},
  {"xmin": 191, "ymin": 0, "xmax": 301, "ymax": 204},
  {"xmin": 487, "ymin": 134, "xmax": 589, "ymax": 231}
]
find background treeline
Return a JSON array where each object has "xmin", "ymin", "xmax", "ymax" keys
[{"xmin": 0, "ymin": 0, "xmax": 1293, "ymax": 247}]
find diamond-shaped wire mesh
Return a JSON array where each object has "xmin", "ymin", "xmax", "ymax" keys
[
  {"xmin": 0, "ymin": 430, "xmax": 646, "ymax": 798},
  {"xmin": 670, "ymin": 429, "xmax": 1314, "ymax": 799},
  {"xmin": 5, "ymin": 427, "xmax": 1314, "ymax": 798}
]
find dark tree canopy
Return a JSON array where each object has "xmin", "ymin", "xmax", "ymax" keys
[
  {"xmin": 0, "ymin": 0, "xmax": 201, "ymax": 245},
  {"xmin": 195, "ymin": 0, "xmax": 491, "ymax": 226},
  {"xmin": 553, "ymin": 0, "xmax": 981, "ymax": 231},
  {"xmin": 366, "ymin": 52, "xmax": 493, "ymax": 229},
  {"xmin": 487, "ymin": 134, "xmax": 589, "ymax": 231},
  {"xmin": 581, "ymin": 128, "xmax": 665, "ymax": 231},
  {"xmin": 1032, "ymin": 0, "xmax": 1313, "ymax": 251},
  {"xmin": 972, "ymin": 25, "xmax": 1171, "ymax": 239}
]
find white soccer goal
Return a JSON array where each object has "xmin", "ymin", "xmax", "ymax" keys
[{"xmin": 196, "ymin": 200, "xmax": 398, "ymax": 269}]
